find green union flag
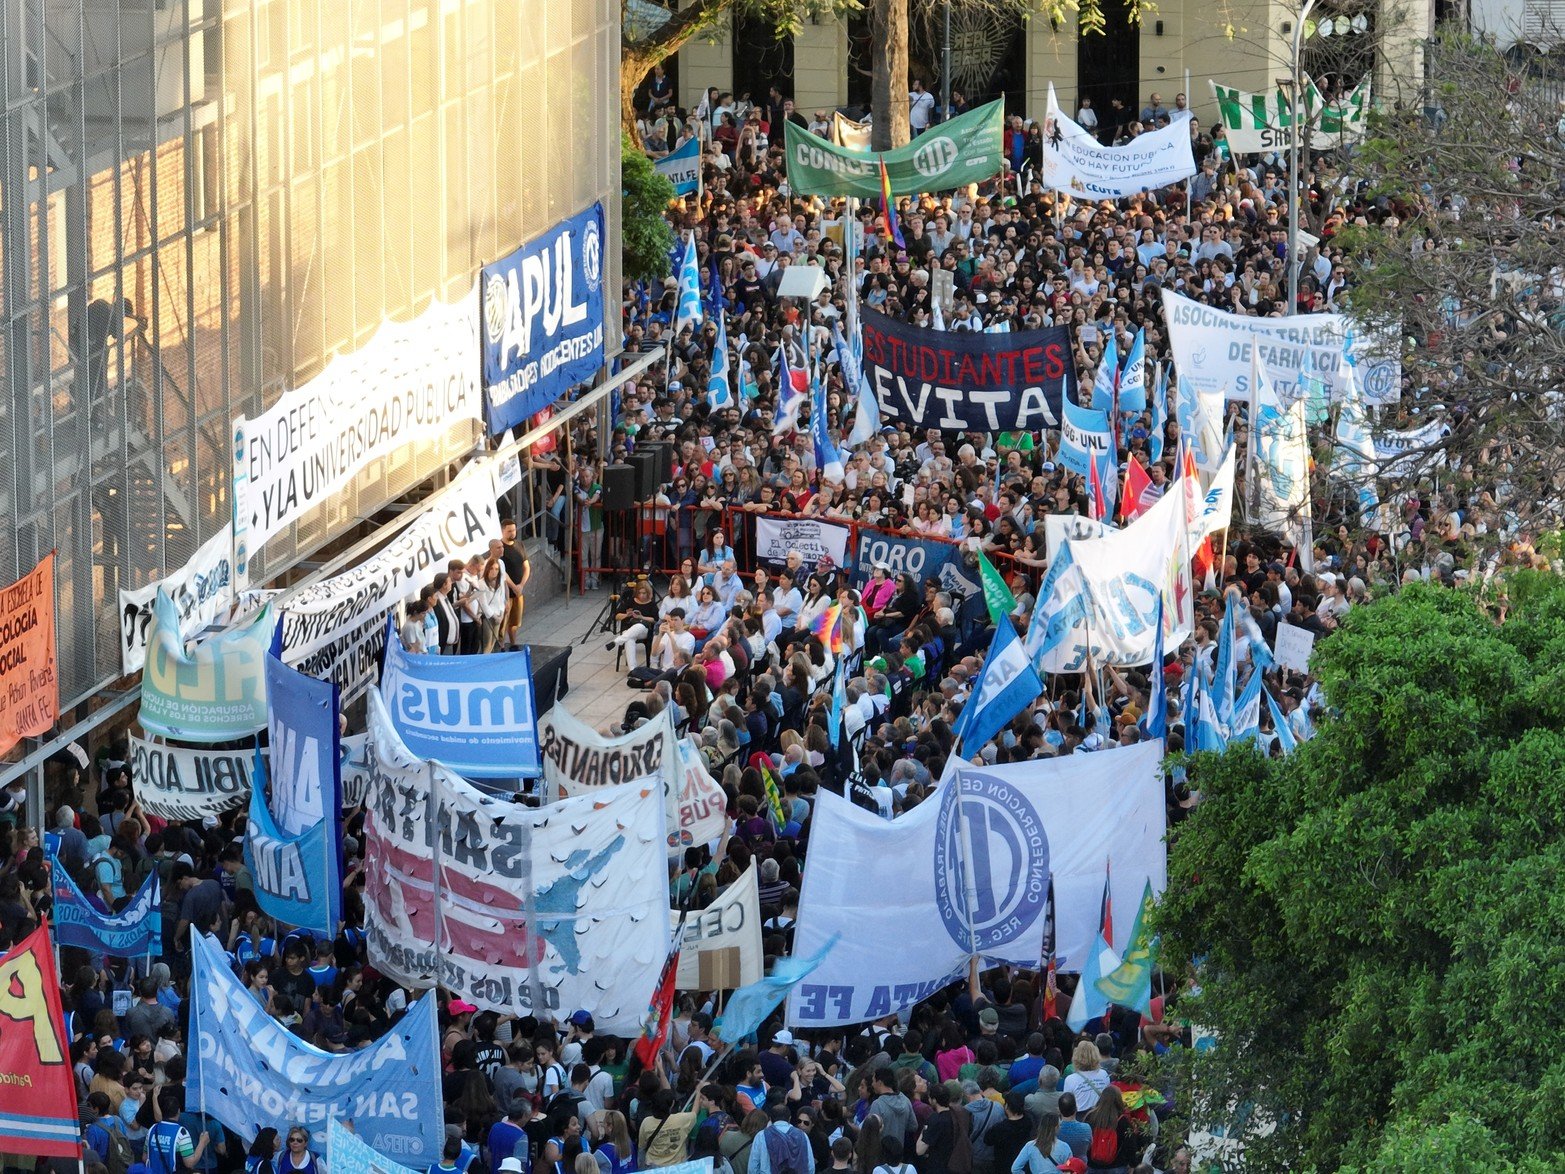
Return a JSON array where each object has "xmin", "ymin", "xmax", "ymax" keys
[
  {"xmin": 783, "ymin": 100, "xmax": 1006, "ymax": 199},
  {"xmin": 1095, "ymin": 880, "xmax": 1158, "ymax": 1015},
  {"xmin": 977, "ymin": 548, "xmax": 1018, "ymax": 624}
]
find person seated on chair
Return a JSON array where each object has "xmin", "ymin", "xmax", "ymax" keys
[
  {"xmin": 650, "ymin": 610, "xmax": 696, "ymax": 676},
  {"xmin": 605, "ymin": 581, "xmax": 659, "ymax": 670}
]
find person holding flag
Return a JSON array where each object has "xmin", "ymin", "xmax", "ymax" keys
[{"xmin": 707, "ymin": 310, "xmax": 734, "ymax": 411}]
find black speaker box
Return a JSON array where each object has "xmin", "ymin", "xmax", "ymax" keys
[{"xmin": 601, "ymin": 463, "xmax": 637, "ymax": 512}]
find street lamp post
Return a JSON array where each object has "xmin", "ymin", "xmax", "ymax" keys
[
  {"xmin": 941, "ymin": 0, "xmax": 952, "ymax": 123},
  {"xmin": 1286, "ymin": 0, "xmax": 1317, "ymax": 312}
]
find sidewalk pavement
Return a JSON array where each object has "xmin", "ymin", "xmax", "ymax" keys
[{"xmin": 517, "ymin": 586, "xmax": 640, "ymax": 732}]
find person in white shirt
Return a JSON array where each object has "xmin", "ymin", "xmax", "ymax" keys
[
  {"xmin": 772, "ymin": 570, "xmax": 804, "ymax": 624},
  {"xmin": 651, "ymin": 611, "xmax": 696, "ymax": 673},
  {"xmin": 909, "ymin": 79, "xmax": 935, "ymax": 132},
  {"xmin": 1076, "ymin": 96, "xmax": 1099, "ymax": 133}
]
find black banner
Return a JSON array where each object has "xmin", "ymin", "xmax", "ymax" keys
[{"xmin": 861, "ymin": 308, "xmax": 1074, "ymax": 432}]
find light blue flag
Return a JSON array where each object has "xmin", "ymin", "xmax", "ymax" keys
[
  {"xmin": 1211, "ymin": 594, "xmax": 1241, "ymax": 727},
  {"xmin": 52, "ymin": 857, "xmax": 161, "ymax": 957},
  {"xmin": 1149, "ymin": 362, "xmax": 1168, "ymax": 464},
  {"xmin": 953, "ymin": 617, "xmax": 1045, "ymax": 754},
  {"xmin": 674, "ymin": 234, "xmax": 703, "ymax": 336},
  {"xmin": 328, "ymin": 1118, "xmax": 420, "ymax": 1174},
  {"xmin": 836, "ymin": 323, "xmax": 882, "ymax": 446},
  {"xmin": 1191, "ymin": 672, "xmax": 1229, "ymax": 753},
  {"xmin": 717, "ymin": 933, "xmax": 842, "ymax": 1043},
  {"xmin": 828, "ymin": 658, "xmax": 847, "ymax": 750},
  {"xmin": 810, "ymin": 369, "xmax": 844, "ymax": 481},
  {"xmin": 1066, "ymin": 931, "xmax": 1118, "ymax": 1029},
  {"xmin": 1060, "ymin": 398, "xmax": 1112, "ymax": 478},
  {"xmin": 1118, "ymin": 328, "xmax": 1147, "ymax": 413},
  {"xmin": 773, "ymin": 347, "xmax": 807, "ymax": 436},
  {"xmin": 1090, "ymin": 330, "xmax": 1119, "ymax": 412},
  {"xmin": 1141, "ymin": 598, "xmax": 1167, "ymax": 741},
  {"xmin": 653, "ymin": 136, "xmax": 701, "ymax": 196},
  {"xmin": 1266, "ymin": 689, "xmax": 1298, "ymax": 754},
  {"xmin": 1024, "ymin": 543, "xmax": 1091, "ymax": 673},
  {"xmin": 707, "ymin": 311, "xmax": 734, "ymax": 410},
  {"xmin": 1230, "ymin": 668, "xmax": 1266, "ymax": 742}
]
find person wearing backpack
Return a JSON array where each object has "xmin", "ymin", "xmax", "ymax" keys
[
  {"xmin": 749, "ymin": 1104, "xmax": 814, "ymax": 1174},
  {"xmin": 146, "ymin": 1088, "xmax": 210, "ymax": 1173},
  {"xmin": 83, "ymin": 1091, "xmax": 134, "ymax": 1174},
  {"xmin": 1081, "ymin": 1087, "xmax": 1140, "ymax": 1173},
  {"xmin": 872, "ymin": 1135, "xmax": 915, "ymax": 1174}
]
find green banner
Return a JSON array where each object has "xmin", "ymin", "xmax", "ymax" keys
[{"xmin": 783, "ymin": 100, "xmax": 1006, "ymax": 198}]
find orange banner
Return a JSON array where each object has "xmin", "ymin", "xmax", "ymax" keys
[{"xmin": 0, "ymin": 553, "xmax": 58, "ymax": 757}]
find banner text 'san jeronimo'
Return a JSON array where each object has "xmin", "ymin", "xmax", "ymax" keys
[
  {"xmin": 362, "ymin": 690, "xmax": 670, "ymax": 1032},
  {"xmin": 753, "ymin": 517, "xmax": 853, "ymax": 571},
  {"xmin": 139, "ymin": 590, "xmax": 275, "ymax": 743},
  {"xmin": 0, "ymin": 553, "xmax": 57, "ymax": 758},
  {"xmin": 783, "ymin": 101, "xmax": 1006, "ymax": 198},
  {"xmin": 243, "ymin": 652, "xmax": 343, "ymax": 936},
  {"xmin": 130, "ymin": 735, "xmax": 258, "ymax": 821},
  {"xmin": 378, "ymin": 617, "xmax": 541, "ymax": 780},
  {"xmin": 52, "ymin": 859, "xmax": 162, "ymax": 957},
  {"xmin": 0, "ymin": 922, "xmax": 80, "ymax": 1157},
  {"xmin": 673, "ymin": 860, "xmax": 765, "ymax": 989},
  {"xmin": 186, "ymin": 931, "xmax": 444, "ymax": 1159},
  {"xmin": 278, "ymin": 460, "xmax": 504, "ymax": 701},
  {"xmin": 231, "ymin": 289, "xmax": 482, "ymax": 574},
  {"xmin": 1038, "ymin": 84, "xmax": 1197, "ymax": 199},
  {"xmin": 483, "ymin": 202, "xmax": 607, "ymax": 435},
  {"xmin": 787, "ymin": 742, "xmax": 1167, "ymax": 1028},
  {"xmin": 119, "ymin": 525, "xmax": 235, "ymax": 674},
  {"xmin": 860, "ymin": 307, "xmax": 1073, "ymax": 432},
  {"xmin": 1160, "ymin": 288, "xmax": 1401, "ymax": 406}
]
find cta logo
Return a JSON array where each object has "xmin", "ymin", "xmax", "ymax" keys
[
  {"xmin": 934, "ymin": 772, "xmax": 1049, "ymax": 954},
  {"xmin": 913, "ymin": 135, "xmax": 958, "ymax": 179},
  {"xmin": 483, "ymin": 273, "xmax": 509, "ymax": 340}
]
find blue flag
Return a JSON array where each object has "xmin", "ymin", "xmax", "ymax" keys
[
  {"xmin": 652, "ymin": 136, "xmax": 701, "ymax": 196},
  {"xmin": 1091, "ymin": 331, "xmax": 1119, "ymax": 412},
  {"xmin": 773, "ymin": 346, "xmax": 807, "ymax": 436},
  {"xmin": 674, "ymin": 234, "xmax": 703, "ymax": 336},
  {"xmin": 52, "ymin": 858, "xmax": 161, "ymax": 957},
  {"xmin": 1060, "ymin": 398, "xmax": 1112, "ymax": 478},
  {"xmin": 707, "ymin": 311, "xmax": 734, "ymax": 410},
  {"xmin": 1211, "ymin": 594, "xmax": 1241, "ymax": 727},
  {"xmin": 953, "ymin": 618, "xmax": 1045, "ymax": 754},
  {"xmin": 1267, "ymin": 689, "xmax": 1298, "ymax": 754},
  {"xmin": 828, "ymin": 658, "xmax": 847, "ymax": 750},
  {"xmin": 1141, "ymin": 598, "xmax": 1167, "ymax": 741},
  {"xmin": 835, "ymin": 323, "xmax": 882, "ymax": 447},
  {"xmin": 717, "ymin": 933, "xmax": 841, "ymax": 1043},
  {"xmin": 810, "ymin": 369, "xmax": 844, "ymax": 481},
  {"xmin": 1118, "ymin": 328, "xmax": 1147, "ymax": 413},
  {"xmin": 1149, "ymin": 361, "xmax": 1168, "ymax": 464},
  {"xmin": 1066, "ymin": 931, "xmax": 1119, "ymax": 1029}
]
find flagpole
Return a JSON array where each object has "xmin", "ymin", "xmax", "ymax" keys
[{"xmin": 428, "ymin": 759, "xmax": 447, "ymax": 987}]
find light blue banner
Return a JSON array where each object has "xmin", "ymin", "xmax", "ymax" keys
[
  {"xmin": 327, "ymin": 1117, "xmax": 421, "ymax": 1174},
  {"xmin": 187, "ymin": 932, "xmax": 444, "ymax": 1160},
  {"xmin": 140, "ymin": 588, "xmax": 275, "ymax": 743},
  {"xmin": 378, "ymin": 617, "xmax": 541, "ymax": 779},
  {"xmin": 51, "ymin": 856, "xmax": 161, "ymax": 957},
  {"xmin": 654, "ymin": 137, "xmax": 701, "ymax": 196},
  {"xmin": 244, "ymin": 653, "xmax": 343, "ymax": 935},
  {"xmin": 1059, "ymin": 398, "xmax": 1112, "ymax": 479}
]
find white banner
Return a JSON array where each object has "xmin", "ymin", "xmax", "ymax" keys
[
  {"xmin": 1039, "ymin": 83, "xmax": 1196, "ymax": 199},
  {"xmin": 118, "ymin": 526, "xmax": 236, "ymax": 675},
  {"xmin": 1210, "ymin": 75, "xmax": 1371, "ymax": 154},
  {"xmin": 130, "ymin": 735, "xmax": 258, "ymax": 822},
  {"xmin": 278, "ymin": 460, "xmax": 505, "ymax": 699},
  {"xmin": 540, "ymin": 704, "xmax": 726, "ymax": 852},
  {"xmin": 1273, "ymin": 623, "xmax": 1316, "ymax": 675},
  {"xmin": 1162, "ymin": 288, "xmax": 1401, "ymax": 407},
  {"xmin": 1031, "ymin": 486, "xmax": 1193, "ymax": 675},
  {"xmin": 340, "ymin": 733, "xmax": 372, "ymax": 809},
  {"xmin": 1042, "ymin": 515, "xmax": 1116, "ymax": 563},
  {"xmin": 787, "ymin": 742, "xmax": 1166, "ymax": 1028},
  {"xmin": 232, "ymin": 287, "xmax": 483, "ymax": 573},
  {"xmin": 363, "ymin": 691, "xmax": 669, "ymax": 1032},
  {"xmin": 673, "ymin": 861, "xmax": 764, "ymax": 989},
  {"xmin": 1374, "ymin": 419, "xmax": 1449, "ymax": 476},
  {"xmin": 754, "ymin": 516, "xmax": 852, "ymax": 570}
]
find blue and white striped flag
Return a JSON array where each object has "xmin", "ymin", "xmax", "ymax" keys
[
  {"xmin": 707, "ymin": 311, "xmax": 733, "ymax": 410},
  {"xmin": 674, "ymin": 234, "xmax": 703, "ymax": 336}
]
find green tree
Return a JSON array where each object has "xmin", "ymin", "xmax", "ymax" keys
[
  {"xmin": 1155, "ymin": 579, "xmax": 1565, "ymax": 1171},
  {"xmin": 621, "ymin": 130, "xmax": 677, "ymax": 284}
]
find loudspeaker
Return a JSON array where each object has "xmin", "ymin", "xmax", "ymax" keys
[
  {"xmin": 627, "ymin": 450, "xmax": 659, "ymax": 501},
  {"xmin": 642, "ymin": 440, "xmax": 673, "ymax": 487},
  {"xmin": 601, "ymin": 464, "xmax": 636, "ymax": 512}
]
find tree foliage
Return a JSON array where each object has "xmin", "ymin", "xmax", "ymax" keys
[
  {"xmin": 1332, "ymin": 29, "xmax": 1565, "ymax": 536},
  {"xmin": 1154, "ymin": 578, "xmax": 1565, "ymax": 1171},
  {"xmin": 621, "ymin": 130, "xmax": 677, "ymax": 284}
]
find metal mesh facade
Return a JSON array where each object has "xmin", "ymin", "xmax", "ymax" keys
[{"xmin": 0, "ymin": 0, "xmax": 621, "ymax": 711}]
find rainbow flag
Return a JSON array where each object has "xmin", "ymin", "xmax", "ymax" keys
[
  {"xmin": 878, "ymin": 158, "xmax": 905, "ymax": 250},
  {"xmin": 810, "ymin": 603, "xmax": 844, "ymax": 654}
]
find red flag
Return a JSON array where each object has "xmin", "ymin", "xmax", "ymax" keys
[
  {"xmin": 1122, "ymin": 458, "xmax": 1153, "ymax": 522},
  {"xmin": 1088, "ymin": 456, "xmax": 1107, "ymax": 522},
  {"xmin": 0, "ymin": 920, "xmax": 80, "ymax": 1157},
  {"xmin": 1043, "ymin": 956, "xmax": 1059, "ymax": 1021},
  {"xmin": 1192, "ymin": 535, "xmax": 1217, "ymax": 590},
  {"xmin": 633, "ymin": 935, "xmax": 683, "ymax": 1070},
  {"xmin": 1099, "ymin": 860, "xmax": 1114, "ymax": 950}
]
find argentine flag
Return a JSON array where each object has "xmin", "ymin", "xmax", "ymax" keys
[
  {"xmin": 834, "ymin": 323, "xmax": 882, "ymax": 447},
  {"xmin": 810, "ymin": 369, "xmax": 845, "ymax": 482},
  {"xmin": 953, "ymin": 617, "xmax": 1044, "ymax": 754},
  {"xmin": 1118, "ymin": 328, "xmax": 1147, "ymax": 413},
  {"xmin": 1090, "ymin": 330, "xmax": 1119, "ymax": 412},
  {"xmin": 674, "ymin": 235, "xmax": 703, "ymax": 336},
  {"xmin": 707, "ymin": 312, "xmax": 733, "ymax": 410},
  {"xmin": 1149, "ymin": 362, "xmax": 1168, "ymax": 464},
  {"xmin": 1067, "ymin": 931, "xmax": 1121, "ymax": 1029},
  {"xmin": 773, "ymin": 346, "xmax": 808, "ymax": 436}
]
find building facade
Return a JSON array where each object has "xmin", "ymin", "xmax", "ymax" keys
[
  {"xmin": 0, "ymin": 0, "xmax": 619, "ymax": 727},
  {"xmin": 669, "ymin": 0, "xmax": 1430, "ymax": 132}
]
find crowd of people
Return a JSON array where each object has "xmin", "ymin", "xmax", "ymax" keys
[{"xmin": 0, "ymin": 66, "xmax": 1535, "ymax": 1174}]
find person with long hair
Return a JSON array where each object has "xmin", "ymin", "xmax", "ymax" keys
[
  {"xmin": 1081, "ymin": 1085, "xmax": 1139, "ymax": 1172},
  {"xmin": 1010, "ymin": 1110, "xmax": 1071, "ymax": 1174}
]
